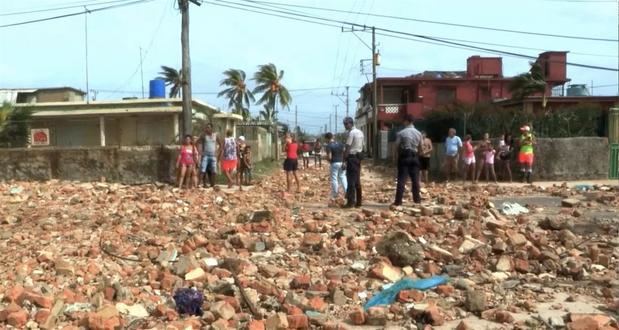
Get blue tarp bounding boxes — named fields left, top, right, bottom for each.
left=364, top=276, right=449, bottom=310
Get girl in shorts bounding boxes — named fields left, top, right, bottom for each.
left=462, top=135, right=476, bottom=184
left=176, top=135, right=199, bottom=189
left=498, top=133, right=513, bottom=182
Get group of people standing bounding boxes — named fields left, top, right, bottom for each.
left=282, top=117, right=365, bottom=208
left=393, top=115, right=536, bottom=206
left=176, top=124, right=252, bottom=190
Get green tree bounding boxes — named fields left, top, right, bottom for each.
left=0, top=102, right=32, bottom=147
left=509, top=62, right=547, bottom=106
left=252, top=63, right=292, bottom=122
left=217, top=69, right=255, bottom=121
left=259, top=104, right=277, bottom=123
left=158, top=65, right=182, bottom=98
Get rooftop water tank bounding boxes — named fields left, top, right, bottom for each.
left=149, top=79, right=166, bottom=99
left=566, top=84, right=589, bottom=97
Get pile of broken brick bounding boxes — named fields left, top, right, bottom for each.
left=0, top=169, right=617, bottom=329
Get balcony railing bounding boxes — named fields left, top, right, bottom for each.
left=377, top=103, right=425, bottom=121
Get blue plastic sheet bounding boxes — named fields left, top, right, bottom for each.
left=574, top=184, right=592, bottom=192
left=364, top=276, right=448, bottom=310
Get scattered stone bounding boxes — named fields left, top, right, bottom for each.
left=375, top=231, right=423, bottom=267
left=562, top=198, right=580, bottom=207
left=464, top=290, right=486, bottom=313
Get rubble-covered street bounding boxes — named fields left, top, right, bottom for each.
left=1, top=164, right=618, bottom=330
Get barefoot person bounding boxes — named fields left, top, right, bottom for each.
left=240, top=145, right=252, bottom=186
left=221, top=130, right=238, bottom=188
left=475, top=133, right=491, bottom=183
left=284, top=134, right=301, bottom=192
left=324, top=132, right=347, bottom=203
left=483, top=140, right=498, bottom=183
left=343, top=117, right=364, bottom=208
left=313, top=138, right=323, bottom=169
left=301, top=140, right=311, bottom=169
left=518, top=125, right=535, bottom=183
left=237, top=136, right=247, bottom=191
left=498, top=132, right=513, bottom=182
left=393, top=115, right=423, bottom=206
left=176, top=135, right=199, bottom=189
left=419, top=131, right=433, bottom=184
left=197, top=123, right=223, bottom=188
left=444, top=128, right=462, bottom=182
left=462, top=135, right=476, bottom=184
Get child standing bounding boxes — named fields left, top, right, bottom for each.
left=483, top=143, right=498, bottom=183
left=498, top=133, right=513, bottom=182
left=462, top=135, right=476, bottom=184
left=176, top=135, right=199, bottom=189
left=284, top=135, right=301, bottom=192
left=221, top=130, right=238, bottom=189
left=241, top=145, right=252, bottom=185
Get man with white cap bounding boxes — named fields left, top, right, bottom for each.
left=518, top=125, right=535, bottom=183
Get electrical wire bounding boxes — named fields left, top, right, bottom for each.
left=0, top=0, right=136, bottom=17
left=205, top=0, right=619, bottom=72
left=246, top=0, right=618, bottom=42
left=0, top=0, right=155, bottom=28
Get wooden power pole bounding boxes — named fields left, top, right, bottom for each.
left=179, top=0, right=201, bottom=136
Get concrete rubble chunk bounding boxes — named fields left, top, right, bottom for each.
left=375, top=231, right=424, bottom=267
left=562, top=198, right=581, bottom=207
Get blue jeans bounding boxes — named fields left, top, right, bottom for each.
left=200, top=155, right=217, bottom=174
left=330, top=162, right=347, bottom=199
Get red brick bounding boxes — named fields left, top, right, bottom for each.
left=495, top=310, right=515, bottom=324
left=424, top=306, right=445, bottom=326
left=290, top=275, right=311, bottom=290
left=397, top=290, right=425, bottom=303
left=568, top=318, right=599, bottom=330
left=349, top=307, right=366, bottom=325
left=7, top=309, right=28, bottom=328
left=103, top=287, right=116, bottom=301
left=514, top=258, right=530, bottom=273
left=435, top=285, right=455, bottom=296
left=35, top=309, right=51, bottom=325
left=3, top=285, right=25, bottom=304
left=282, top=304, right=304, bottom=316
left=308, top=296, right=327, bottom=312
left=287, top=314, right=309, bottom=329
left=247, top=320, right=266, bottom=330
left=25, top=292, right=53, bottom=309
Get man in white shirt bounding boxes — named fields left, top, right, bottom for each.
left=343, top=117, right=364, bottom=208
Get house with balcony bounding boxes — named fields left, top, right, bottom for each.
left=355, top=51, right=570, bottom=155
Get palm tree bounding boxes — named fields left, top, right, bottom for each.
left=252, top=63, right=292, bottom=122
left=0, top=102, right=32, bottom=147
left=158, top=65, right=182, bottom=98
left=259, top=104, right=277, bottom=123
left=509, top=62, right=547, bottom=106
left=217, top=69, right=255, bottom=121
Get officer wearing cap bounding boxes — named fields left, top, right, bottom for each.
left=342, top=117, right=364, bottom=208
left=393, top=114, right=423, bottom=206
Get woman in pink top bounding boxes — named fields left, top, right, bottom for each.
left=483, top=142, right=498, bottom=184
left=176, top=134, right=199, bottom=189
left=462, top=135, right=476, bottom=184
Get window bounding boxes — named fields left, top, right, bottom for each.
left=436, top=87, right=456, bottom=105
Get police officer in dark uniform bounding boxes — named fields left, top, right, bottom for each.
left=393, top=114, right=423, bottom=206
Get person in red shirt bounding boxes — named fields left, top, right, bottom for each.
left=284, top=134, right=301, bottom=192
left=301, top=140, right=311, bottom=169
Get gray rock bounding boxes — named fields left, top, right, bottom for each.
left=375, top=231, right=424, bottom=267
left=464, top=290, right=486, bottom=313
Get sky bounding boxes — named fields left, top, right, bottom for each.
left=1, top=0, right=618, bottom=134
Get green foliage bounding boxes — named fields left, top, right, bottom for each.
left=509, top=62, right=547, bottom=100
left=218, top=69, right=255, bottom=121
left=252, top=63, right=292, bottom=121
left=158, top=65, right=182, bottom=98
left=0, top=102, right=33, bottom=148
left=415, top=102, right=605, bottom=142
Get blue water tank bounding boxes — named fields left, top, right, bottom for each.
left=149, top=79, right=166, bottom=99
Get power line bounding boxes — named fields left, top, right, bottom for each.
left=206, top=0, right=619, bottom=72
left=0, top=0, right=155, bottom=29
left=247, top=0, right=618, bottom=42
left=0, top=0, right=136, bottom=17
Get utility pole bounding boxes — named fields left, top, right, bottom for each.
left=346, top=86, right=350, bottom=117
left=295, top=105, right=298, bottom=135
left=334, top=105, right=339, bottom=135
left=84, top=6, right=90, bottom=104
left=372, top=26, right=378, bottom=160
left=329, top=114, right=332, bottom=133
left=140, top=47, right=145, bottom=98
left=179, top=0, right=201, bottom=136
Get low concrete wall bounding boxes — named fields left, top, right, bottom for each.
left=422, top=137, right=609, bottom=181
left=0, top=146, right=178, bottom=184
left=0, top=137, right=609, bottom=184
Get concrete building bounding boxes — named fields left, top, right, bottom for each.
left=356, top=52, right=572, bottom=156
left=12, top=98, right=240, bottom=147
left=0, top=87, right=86, bottom=104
